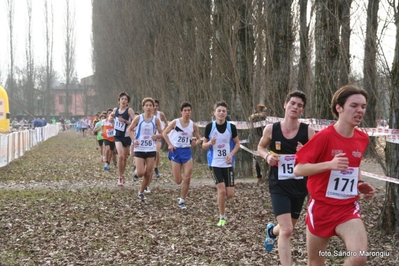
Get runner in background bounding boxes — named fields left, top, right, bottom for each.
left=162, top=101, right=202, bottom=209
left=257, top=90, right=315, bottom=265
left=153, top=99, right=169, bottom=178
left=93, top=112, right=106, bottom=163
left=249, top=104, right=267, bottom=184
left=112, top=92, right=136, bottom=187
left=131, top=112, right=140, bottom=181
left=202, top=101, right=240, bottom=227
left=127, top=97, right=163, bottom=201
left=102, top=110, right=116, bottom=171
left=80, top=116, right=88, bottom=137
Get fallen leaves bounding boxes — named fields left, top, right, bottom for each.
left=0, top=131, right=397, bottom=265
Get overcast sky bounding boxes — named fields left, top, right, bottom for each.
left=0, top=0, right=92, bottom=85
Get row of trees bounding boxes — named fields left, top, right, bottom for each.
left=2, top=0, right=77, bottom=119
left=92, top=1, right=399, bottom=235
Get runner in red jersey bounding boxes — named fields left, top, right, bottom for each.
left=294, top=85, right=375, bottom=266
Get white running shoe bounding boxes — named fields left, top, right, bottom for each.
left=138, top=192, right=147, bottom=201
left=117, top=176, right=124, bottom=187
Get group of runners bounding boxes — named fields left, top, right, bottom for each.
left=92, top=85, right=376, bottom=265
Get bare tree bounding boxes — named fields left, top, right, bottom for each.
left=6, top=0, right=16, bottom=115
left=363, top=0, right=379, bottom=129
left=339, top=0, right=353, bottom=87
left=264, top=0, right=294, bottom=117
left=44, top=0, right=55, bottom=119
left=25, top=0, right=36, bottom=117
left=314, top=0, right=340, bottom=120
left=297, top=0, right=312, bottom=95
left=379, top=0, right=399, bottom=237
left=363, top=0, right=380, bottom=160
left=64, top=0, right=76, bottom=118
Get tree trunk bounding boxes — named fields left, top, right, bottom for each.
left=363, top=0, right=379, bottom=157
left=264, top=0, right=294, bottom=117
left=314, top=0, right=340, bottom=120
left=298, top=0, right=310, bottom=95
left=339, top=0, right=352, bottom=87
left=379, top=1, right=399, bottom=236
left=6, top=0, right=16, bottom=116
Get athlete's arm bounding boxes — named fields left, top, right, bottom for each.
left=160, top=111, right=169, bottom=128
left=154, top=118, right=163, bottom=140
left=202, top=123, right=213, bottom=150
left=162, top=119, right=176, bottom=149
left=93, top=122, right=101, bottom=133
left=296, top=126, right=316, bottom=151
left=257, top=124, right=275, bottom=164
left=294, top=153, right=349, bottom=177
left=357, top=171, right=375, bottom=199
left=192, top=123, right=202, bottom=147
left=127, top=116, right=139, bottom=142
left=128, top=108, right=136, bottom=123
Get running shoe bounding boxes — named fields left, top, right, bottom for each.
left=103, top=165, right=111, bottom=171
left=154, top=168, right=160, bottom=178
left=217, top=218, right=226, bottom=227
left=117, top=176, right=124, bottom=187
left=144, top=186, right=151, bottom=193
left=178, top=199, right=187, bottom=209
left=264, top=223, right=276, bottom=252
left=132, top=173, right=139, bottom=182
left=138, top=192, right=147, bottom=201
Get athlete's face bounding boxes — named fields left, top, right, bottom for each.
left=181, top=107, right=192, bottom=119
left=119, top=96, right=129, bottom=107
left=142, top=101, right=154, bottom=114
left=214, top=106, right=227, bottom=121
left=336, top=94, right=367, bottom=126
left=153, top=103, right=159, bottom=114
left=284, top=97, right=304, bottom=118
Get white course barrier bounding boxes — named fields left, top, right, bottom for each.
left=0, top=124, right=60, bottom=168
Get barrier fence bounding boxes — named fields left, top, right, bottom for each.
left=0, top=124, right=60, bottom=168
left=197, top=117, right=399, bottom=144
left=1, top=117, right=398, bottom=184
left=199, top=117, right=398, bottom=184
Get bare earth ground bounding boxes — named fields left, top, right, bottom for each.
left=0, top=131, right=397, bottom=265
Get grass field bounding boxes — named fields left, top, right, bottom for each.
left=0, top=131, right=397, bottom=265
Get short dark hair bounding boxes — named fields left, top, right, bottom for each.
left=213, top=100, right=228, bottom=110
left=330, top=85, right=369, bottom=118
left=285, top=90, right=307, bottom=108
left=118, top=91, right=131, bottom=103
left=180, top=101, right=192, bottom=111
left=154, top=99, right=160, bottom=105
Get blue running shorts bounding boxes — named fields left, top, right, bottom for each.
left=168, top=147, right=192, bottom=164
